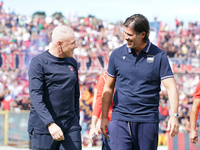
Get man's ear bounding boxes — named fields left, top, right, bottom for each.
left=57, top=40, right=62, bottom=46
left=140, top=31, right=146, bottom=39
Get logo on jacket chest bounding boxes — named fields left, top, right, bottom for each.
left=147, top=55, right=154, bottom=63
left=68, top=65, right=74, bottom=72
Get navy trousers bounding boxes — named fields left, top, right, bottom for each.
left=102, top=133, right=111, bottom=150
left=108, top=120, right=158, bottom=150
left=29, top=129, right=82, bottom=150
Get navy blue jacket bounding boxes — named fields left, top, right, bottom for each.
left=28, top=50, right=80, bottom=134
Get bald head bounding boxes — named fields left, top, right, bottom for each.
left=51, top=25, right=74, bottom=44
left=49, top=25, right=77, bottom=58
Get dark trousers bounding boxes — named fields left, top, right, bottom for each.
left=108, top=120, right=158, bottom=150
left=29, top=129, right=82, bottom=150
left=102, top=133, right=111, bottom=150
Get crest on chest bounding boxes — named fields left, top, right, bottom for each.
left=147, top=55, right=154, bottom=63
left=68, top=65, right=74, bottom=72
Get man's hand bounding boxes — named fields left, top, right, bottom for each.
left=100, top=118, right=109, bottom=138
left=89, top=127, right=99, bottom=143
left=167, top=116, right=179, bottom=138
left=48, top=123, right=64, bottom=141
left=89, top=119, right=101, bottom=143
left=189, top=130, right=198, bottom=144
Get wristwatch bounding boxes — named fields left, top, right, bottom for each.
left=170, top=113, right=179, bottom=119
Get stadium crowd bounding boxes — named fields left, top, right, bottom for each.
left=1, top=3, right=200, bottom=146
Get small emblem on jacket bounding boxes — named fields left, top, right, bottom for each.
left=68, top=65, right=74, bottom=72
left=123, top=56, right=126, bottom=60
left=147, top=55, right=154, bottom=63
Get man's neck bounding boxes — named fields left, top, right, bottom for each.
left=49, top=48, right=64, bottom=58
left=133, top=42, right=148, bottom=56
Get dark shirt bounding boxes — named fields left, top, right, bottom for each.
left=107, top=40, right=174, bottom=123
left=28, top=50, right=80, bottom=134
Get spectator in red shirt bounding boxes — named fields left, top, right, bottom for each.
left=89, top=71, right=113, bottom=150
left=189, top=80, right=200, bottom=144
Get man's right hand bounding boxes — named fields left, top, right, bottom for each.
left=48, top=123, right=65, bottom=141
left=100, top=118, right=109, bottom=138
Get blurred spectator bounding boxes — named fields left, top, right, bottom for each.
left=0, top=1, right=3, bottom=13
left=175, top=18, right=179, bottom=32
left=17, top=96, right=30, bottom=110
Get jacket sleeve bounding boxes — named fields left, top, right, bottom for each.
left=28, top=57, right=54, bottom=127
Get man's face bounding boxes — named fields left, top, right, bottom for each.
left=60, top=33, right=77, bottom=58
left=123, top=26, right=142, bottom=49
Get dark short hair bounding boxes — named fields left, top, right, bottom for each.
left=123, top=14, right=150, bottom=43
